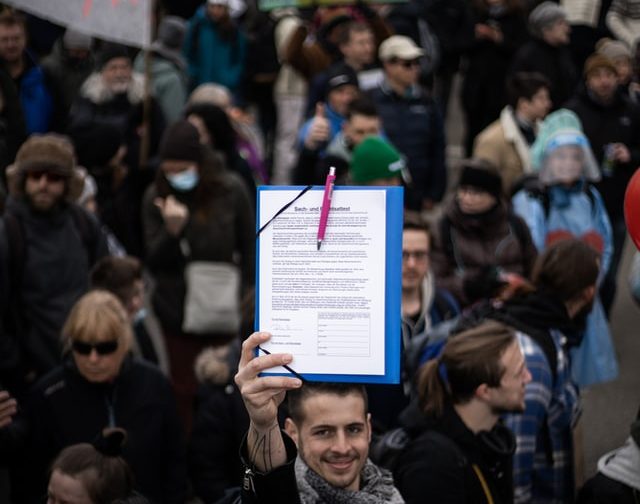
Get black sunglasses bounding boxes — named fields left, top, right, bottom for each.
left=392, top=58, right=420, bottom=69
left=26, top=170, right=66, bottom=183
left=72, top=339, right=119, bottom=356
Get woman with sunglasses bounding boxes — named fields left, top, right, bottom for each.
left=3, top=290, right=187, bottom=504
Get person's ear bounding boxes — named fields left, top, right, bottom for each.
left=475, top=383, right=492, bottom=402
left=284, top=418, right=299, bottom=446
left=581, top=284, right=596, bottom=307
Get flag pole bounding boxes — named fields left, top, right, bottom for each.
left=139, top=0, right=156, bottom=169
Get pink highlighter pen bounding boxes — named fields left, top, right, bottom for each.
left=317, top=166, right=336, bottom=251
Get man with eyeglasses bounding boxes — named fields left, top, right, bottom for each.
left=366, top=212, right=459, bottom=431
left=0, top=134, right=108, bottom=397
left=370, top=35, right=446, bottom=212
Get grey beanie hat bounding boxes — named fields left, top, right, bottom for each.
left=597, top=38, right=632, bottom=61
left=63, top=29, right=93, bottom=50
left=529, top=1, right=567, bottom=39
left=150, top=16, right=187, bottom=70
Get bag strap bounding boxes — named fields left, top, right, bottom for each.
left=471, top=464, right=495, bottom=504
left=68, top=204, right=99, bottom=266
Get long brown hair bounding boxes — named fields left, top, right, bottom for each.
left=417, top=320, right=516, bottom=417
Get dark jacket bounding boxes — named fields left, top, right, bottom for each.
left=565, top=86, right=640, bottom=221
left=189, top=382, right=249, bottom=503
left=431, top=199, right=537, bottom=307
left=69, top=72, right=166, bottom=170
left=0, top=63, right=26, bottom=174
left=369, top=80, right=446, bottom=208
left=0, top=198, right=109, bottom=387
left=394, top=401, right=515, bottom=504
left=41, top=39, right=95, bottom=115
left=462, top=5, right=527, bottom=149
left=240, top=431, right=301, bottom=504
left=577, top=473, right=640, bottom=504
left=142, top=164, right=255, bottom=333
left=9, top=356, right=187, bottom=504
left=510, top=39, right=578, bottom=110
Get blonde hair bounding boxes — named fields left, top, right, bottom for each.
left=62, top=290, right=133, bottom=353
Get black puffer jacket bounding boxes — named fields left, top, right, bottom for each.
left=510, top=38, right=578, bottom=111
left=394, top=401, right=515, bottom=504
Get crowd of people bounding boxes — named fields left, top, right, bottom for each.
left=0, top=0, right=639, bottom=502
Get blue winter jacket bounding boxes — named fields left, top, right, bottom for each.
left=18, top=54, right=53, bottom=134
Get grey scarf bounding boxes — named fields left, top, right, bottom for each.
left=295, top=456, right=405, bottom=504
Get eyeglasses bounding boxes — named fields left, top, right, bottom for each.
left=72, top=339, right=119, bottom=356
left=402, top=251, right=429, bottom=262
left=26, top=170, right=66, bottom=183
left=392, top=59, right=420, bottom=69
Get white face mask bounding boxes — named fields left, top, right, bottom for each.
left=166, top=166, right=199, bottom=191
left=133, top=308, right=147, bottom=324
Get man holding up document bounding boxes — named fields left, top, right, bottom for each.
left=235, top=332, right=405, bottom=504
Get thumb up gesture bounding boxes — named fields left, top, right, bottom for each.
left=304, top=102, right=330, bottom=150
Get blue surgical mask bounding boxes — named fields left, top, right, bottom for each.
left=167, top=167, right=199, bottom=191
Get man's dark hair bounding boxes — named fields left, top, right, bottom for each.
left=532, top=238, right=599, bottom=302
left=506, top=72, right=551, bottom=109
left=287, top=382, right=368, bottom=425
left=90, top=256, right=142, bottom=306
left=403, top=210, right=430, bottom=236
left=0, top=11, right=26, bottom=31
left=337, top=21, right=371, bottom=47
left=345, top=97, right=378, bottom=121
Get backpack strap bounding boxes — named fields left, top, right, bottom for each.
left=506, top=212, right=530, bottom=250
left=68, top=204, right=99, bottom=266
left=439, top=216, right=465, bottom=274
left=3, top=212, right=26, bottom=298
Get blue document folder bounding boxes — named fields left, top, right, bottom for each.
left=255, top=185, right=403, bottom=384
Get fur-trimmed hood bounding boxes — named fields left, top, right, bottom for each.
left=80, top=72, right=146, bottom=106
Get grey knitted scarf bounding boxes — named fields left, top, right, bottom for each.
left=294, top=456, right=405, bottom=504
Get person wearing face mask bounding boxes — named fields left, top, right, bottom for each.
left=430, top=159, right=537, bottom=309
left=511, top=108, right=617, bottom=387
left=0, top=290, right=187, bottom=504
left=142, top=120, right=255, bottom=432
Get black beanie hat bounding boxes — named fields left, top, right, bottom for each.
left=458, top=160, right=502, bottom=199
left=96, top=42, right=131, bottom=70
left=159, top=120, right=202, bottom=163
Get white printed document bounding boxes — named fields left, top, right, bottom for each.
left=256, top=186, right=403, bottom=383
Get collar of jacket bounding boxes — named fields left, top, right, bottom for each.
left=379, top=77, right=422, bottom=100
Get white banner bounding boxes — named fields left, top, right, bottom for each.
left=5, top=0, right=151, bottom=48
